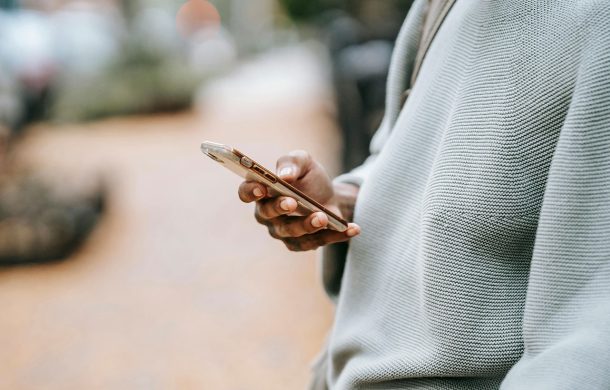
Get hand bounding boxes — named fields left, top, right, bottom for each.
left=238, top=150, right=360, bottom=251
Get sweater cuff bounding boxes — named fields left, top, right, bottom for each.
left=333, top=162, right=370, bottom=188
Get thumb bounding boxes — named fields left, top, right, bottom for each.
left=319, top=223, right=362, bottom=243
left=276, top=150, right=312, bottom=182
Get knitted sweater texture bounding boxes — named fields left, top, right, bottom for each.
left=317, top=1, right=610, bottom=388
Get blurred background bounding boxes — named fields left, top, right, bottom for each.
left=0, top=0, right=412, bottom=388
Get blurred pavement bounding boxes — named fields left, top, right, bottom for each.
left=0, top=46, right=339, bottom=389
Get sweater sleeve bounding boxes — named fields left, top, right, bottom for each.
left=501, top=11, right=610, bottom=389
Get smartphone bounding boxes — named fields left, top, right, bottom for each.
left=201, top=141, right=348, bottom=232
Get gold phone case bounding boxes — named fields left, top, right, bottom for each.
left=201, top=141, right=348, bottom=232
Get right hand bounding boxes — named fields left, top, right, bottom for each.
left=237, top=150, right=360, bottom=252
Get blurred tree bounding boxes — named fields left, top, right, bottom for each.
left=279, top=0, right=343, bottom=21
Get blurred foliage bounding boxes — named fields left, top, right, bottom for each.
left=51, top=46, right=200, bottom=122
left=49, top=0, right=213, bottom=122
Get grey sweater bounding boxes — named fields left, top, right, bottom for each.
left=315, top=0, right=610, bottom=388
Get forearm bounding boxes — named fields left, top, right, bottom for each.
left=332, top=182, right=359, bottom=222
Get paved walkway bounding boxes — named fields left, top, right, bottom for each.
left=0, top=47, right=340, bottom=389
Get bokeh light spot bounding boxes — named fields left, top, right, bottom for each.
left=176, top=0, right=221, bottom=38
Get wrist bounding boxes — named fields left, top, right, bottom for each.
left=332, top=182, right=359, bottom=222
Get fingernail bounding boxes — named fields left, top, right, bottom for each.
left=253, top=187, right=263, bottom=198
left=278, top=166, right=295, bottom=178
left=346, top=226, right=360, bottom=237
left=280, top=198, right=295, bottom=211
left=311, top=216, right=322, bottom=228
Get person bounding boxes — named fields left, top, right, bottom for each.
left=238, top=0, right=610, bottom=388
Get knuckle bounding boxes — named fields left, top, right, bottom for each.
left=267, top=224, right=281, bottom=239
left=283, top=239, right=299, bottom=252
left=284, top=222, right=302, bottom=237
left=238, top=187, right=250, bottom=202
left=288, top=237, right=307, bottom=251
left=255, top=203, right=271, bottom=221
left=256, top=202, right=270, bottom=219
left=255, top=203, right=263, bottom=217
left=279, top=219, right=307, bottom=238
left=290, top=150, right=312, bottom=167
left=238, top=192, right=247, bottom=202
left=254, top=210, right=266, bottom=224
left=276, top=154, right=295, bottom=167
left=299, top=242, right=315, bottom=252
left=274, top=223, right=288, bottom=238
left=288, top=149, right=310, bottom=160
left=301, top=238, right=317, bottom=251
